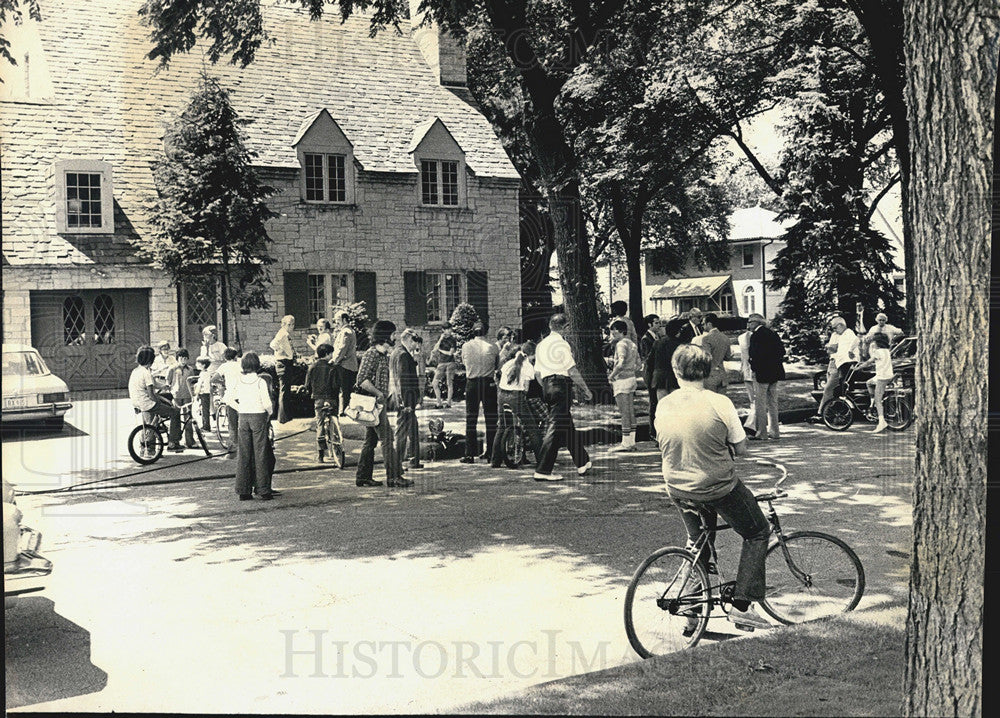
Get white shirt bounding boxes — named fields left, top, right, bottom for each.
left=270, top=328, right=295, bottom=360
left=737, top=331, right=754, bottom=381
left=534, top=331, right=575, bottom=380
left=232, top=374, right=273, bottom=415
left=832, top=329, right=860, bottom=368
left=128, top=365, right=157, bottom=412
left=198, top=341, right=227, bottom=374
left=151, top=353, right=175, bottom=379
left=871, top=347, right=894, bottom=381
left=866, top=323, right=903, bottom=344
left=216, top=361, right=243, bottom=408
left=498, top=356, right=534, bottom=392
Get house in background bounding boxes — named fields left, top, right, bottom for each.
left=644, top=207, right=790, bottom=320
left=1, top=0, right=521, bottom=391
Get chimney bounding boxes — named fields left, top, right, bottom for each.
left=409, top=0, right=467, bottom=88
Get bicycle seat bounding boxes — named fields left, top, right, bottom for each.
left=754, top=489, right=787, bottom=502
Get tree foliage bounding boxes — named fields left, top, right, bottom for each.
left=138, top=73, right=277, bottom=341
left=0, top=0, right=41, bottom=71
left=447, top=302, right=480, bottom=344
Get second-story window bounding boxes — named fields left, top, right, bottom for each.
left=304, top=153, right=347, bottom=203
left=742, top=245, right=755, bottom=267
left=420, top=160, right=459, bottom=206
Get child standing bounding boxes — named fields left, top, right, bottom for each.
left=193, top=356, right=213, bottom=430
left=166, top=348, right=197, bottom=448
left=213, top=348, right=242, bottom=457
left=608, top=320, right=641, bottom=451
left=866, top=332, right=894, bottom=433
left=233, top=352, right=277, bottom=500
left=305, top=343, right=337, bottom=462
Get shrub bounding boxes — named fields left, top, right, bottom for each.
left=448, top=302, right=480, bottom=344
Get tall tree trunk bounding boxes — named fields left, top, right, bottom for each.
left=901, top=2, right=994, bottom=715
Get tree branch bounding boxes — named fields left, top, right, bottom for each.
left=726, top=128, right=784, bottom=197
left=864, top=173, right=900, bottom=223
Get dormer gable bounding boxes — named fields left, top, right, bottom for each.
left=408, top=117, right=465, bottom=160
left=409, top=118, right=468, bottom=208
left=293, top=109, right=357, bottom=204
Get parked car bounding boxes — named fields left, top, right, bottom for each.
left=812, top=335, right=917, bottom=398
left=4, top=478, right=53, bottom=606
left=1, top=344, right=73, bottom=431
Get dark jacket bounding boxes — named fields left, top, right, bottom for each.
left=390, top=345, right=421, bottom=408
left=648, top=336, right=681, bottom=392
left=639, top=330, right=658, bottom=361
left=748, top=326, right=786, bottom=384
left=305, top=360, right=336, bottom=401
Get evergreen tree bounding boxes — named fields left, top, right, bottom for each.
left=138, top=72, right=277, bottom=347
left=448, top=302, right=480, bottom=345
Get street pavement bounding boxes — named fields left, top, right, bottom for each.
left=4, top=397, right=915, bottom=713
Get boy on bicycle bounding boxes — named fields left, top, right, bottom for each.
left=305, top=343, right=337, bottom=462
left=129, top=345, right=183, bottom=452
left=166, top=348, right=197, bottom=448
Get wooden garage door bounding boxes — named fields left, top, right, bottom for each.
left=30, top=289, right=150, bottom=391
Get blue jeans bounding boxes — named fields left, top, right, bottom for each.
left=672, top=480, right=770, bottom=602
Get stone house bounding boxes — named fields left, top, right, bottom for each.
left=1, top=0, right=521, bottom=391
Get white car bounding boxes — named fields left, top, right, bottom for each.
left=1, top=344, right=73, bottom=430
left=4, top=478, right=53, bottom=605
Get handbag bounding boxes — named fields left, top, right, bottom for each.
left=345, top=392, right=381, bottom=427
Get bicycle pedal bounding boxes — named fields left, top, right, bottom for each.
left=733, top=623, right=756, bottom=633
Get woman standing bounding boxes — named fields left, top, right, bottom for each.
left=233, top=352, right=278, bottom=501
left=269, top=315, right=297, bottom=423
left=491, top=341, right=543, bottom=468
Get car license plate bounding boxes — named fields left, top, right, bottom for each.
left=3, top=396, right=29, bottom=409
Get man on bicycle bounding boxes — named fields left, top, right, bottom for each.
left=129, top=345, right=183, bottom=452
left=655, top=343, right=771, bottom=630
left=305, top=343, right=338, bottom=463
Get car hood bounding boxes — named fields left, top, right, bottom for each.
left=3, top=374, right=69, bottom=396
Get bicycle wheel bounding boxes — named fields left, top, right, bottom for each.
left=501, top=425, right=525, bottom=468
left=760, top=531, right=865, bottom=625
left=624, top=547, right=710, bottom=657
left=215, top=406, right=232, bottom=450
left=128, top=425, right=165, bottom=465
left=821, top=398, right=854, bottom=431
left=192, top=420, right=212, bottom=456
left=326, top=416, right=345, bottom=469
left=883, top=394, right=913, bottom=431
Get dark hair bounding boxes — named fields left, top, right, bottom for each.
left=175, top=348, right=190, bottom=359
left=505, top=340, right=537, bottom=386
left=703, top=313, right=718, bottom=327
left=473, top=321, right=487, bottom=337
left=672, top=344, right=713, bottom=381
left=610, top=300, right=627, bottom=316
left=223, top=347, right=238, bottom=361
left=871, top=332, right=890, bottom=349
left=644, top=313, right=659, bottom=325
left=610, top=320, right=628, bottom=335
left=372, top=320, right=396, bottom=345
left=664, top=318, right=686, bottom=339
left=135, top=345, right=155, bottom=367
left=496, top=326, right=513, bottom=342
left=241, top=352, right=261, bottom=374
left=195, top=356, right=211, bottom=367
left=316, top=343, right=334, bottom=358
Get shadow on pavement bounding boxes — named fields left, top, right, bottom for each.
left=4, top=596, right=108, bottom=708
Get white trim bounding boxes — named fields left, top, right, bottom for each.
left=53, top=160, right=114, bottom=234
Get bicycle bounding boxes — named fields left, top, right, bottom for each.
left=316, top=400, right=346, bottom=469
left=498, top=396, right=550, bottom=469
left=821, top=368, right=913, bottom=432
left=128, top=398, right=212, bottom=465
left=624, top=460, right=865, bottom=657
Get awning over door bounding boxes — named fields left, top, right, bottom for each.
left=650, top=275, right=732, bottom=300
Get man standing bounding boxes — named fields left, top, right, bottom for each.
left=198, top=325, right=227, bottom=375
left=533, top=314, right=593, bottom=481
left=269, top=315, right=297, bottom=423
left=640, top=314, right=664, bottom=441
left=460, top=322, right=500, bottom=463
left=747, top=313, right=786, bottom=441
left=329, top=310, right=359, bottom=417
left=639, top=314, right=661, bottom=361
left=391, top=329, right=424, bottom=471
left=355, top=321, right=411, bottom=488
left=676, top=307, right=704, bottom=344
left=816, top=316, right=859, bottom=417
left=700, top=313, right=731, bottom=394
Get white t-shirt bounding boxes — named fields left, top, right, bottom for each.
left=871, top=347, right=894, bottom=381
left=128, top=365, right=157, bottom=412
left=216, top=361, right=243, bottom=408
left=534, top=331, right=575, bottom=380
left=832, top=329, right=860, bottom=368
left=498, top=356, right=534, bottom=392
left=232, top=374, right=273, bottom=415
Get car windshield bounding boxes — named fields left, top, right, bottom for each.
left=2, top=351, right=50, bottom=377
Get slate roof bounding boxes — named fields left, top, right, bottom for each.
left=1, top=0, right=518, bottom=266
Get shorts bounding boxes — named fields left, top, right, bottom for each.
left=611, top=377, right=637, bottom=396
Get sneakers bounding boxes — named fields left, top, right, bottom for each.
left=682, top=615, right=701, bottom=637
left=577, top=461, right=592, bottom=476
left=533, top=472, right=564, bottom=482
left=727, top=605, right=771, bottom=631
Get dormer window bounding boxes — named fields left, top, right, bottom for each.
left=420, top=159, right=459, bottom=206
left=54, top=160, right=114, bottom=234
left=410, top=118, right=467, bottom=208
left=304, top=153, right=347, bottom=203
left=293, top=109, right=357, bottom=205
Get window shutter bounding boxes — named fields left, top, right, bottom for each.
left=354, top=271, right=377, bottom=323
left=467, top=270, right=489, bottom=328
left=282, top=271, right=310, bottom=328
left=404, top=271, right=428, bottom=326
